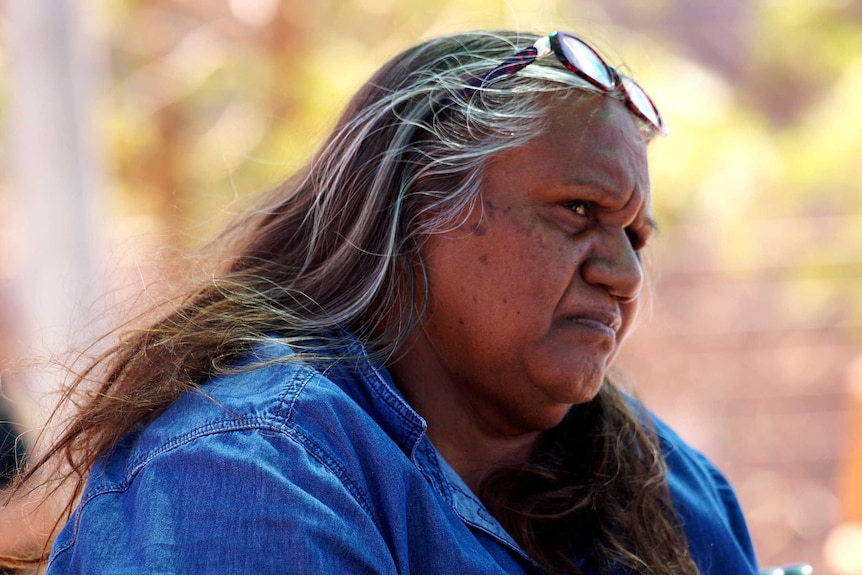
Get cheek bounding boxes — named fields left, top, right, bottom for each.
left=424, top=203, right=592, bottom=318
left=445, top=234, right=579, bottom=323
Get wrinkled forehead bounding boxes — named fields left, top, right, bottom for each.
left=536, top=94, right=651, bottom=197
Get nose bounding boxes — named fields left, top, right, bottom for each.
left=580, top=228, right=643, bottom=303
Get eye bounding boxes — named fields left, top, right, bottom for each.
left=565, top=200, right=592, bottom=218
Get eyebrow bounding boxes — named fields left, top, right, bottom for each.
left=561, top=178, right=658, bottom=233
left=562, top=176, right=643, bottom=206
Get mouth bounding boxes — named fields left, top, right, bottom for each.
left=564, top=311, right=622, bottom=338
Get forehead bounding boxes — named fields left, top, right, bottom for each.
left=488, top=94, right=651, bottom=210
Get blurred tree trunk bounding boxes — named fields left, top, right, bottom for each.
left=3, top=0, right=107, bottom=434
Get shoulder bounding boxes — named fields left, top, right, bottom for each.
left=48, top=421, right=398, bottom=573
left=102, top=337, right=423, bottom=488
left=648, top=412, right=742, bottom=519
left=116, top=342, right=332, bottom=478
left=647, top=410, right=760, bottom=574
left=48, top=339, right=422, bottom=573
left=74, top=339, right=386, bottom=509
left=649, top=413, right=729, bottom=494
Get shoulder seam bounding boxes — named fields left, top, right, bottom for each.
left=51, top=421, right=385, bottom=563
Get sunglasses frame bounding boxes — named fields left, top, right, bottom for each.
left=464, top=31, right=666, bottom=136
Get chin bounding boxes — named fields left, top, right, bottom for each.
left=559, top=377, right=604, bottom=407
left=536, top=359, right=607, bottom=403
left=513, top=376, right=605, bottom=433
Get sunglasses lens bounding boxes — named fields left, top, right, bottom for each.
left=558, top=35, right=614, bottom=90
left=621, top=75, right=662, bottom=130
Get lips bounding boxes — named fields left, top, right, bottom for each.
left=563, top=310, right=622, bottom=337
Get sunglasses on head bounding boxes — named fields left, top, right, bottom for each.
left=461, top=31, right=666, bottom=136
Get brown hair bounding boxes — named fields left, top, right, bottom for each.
left=480, top=382, right=696, bottom=574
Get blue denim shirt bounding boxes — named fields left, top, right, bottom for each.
left=47, top=338, right=759, bottom=574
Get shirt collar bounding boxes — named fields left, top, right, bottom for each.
left=329, top=332, right=538, bottom=566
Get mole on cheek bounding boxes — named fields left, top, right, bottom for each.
left=479, top=254, right=488, bottom=264
left=471, top=222, right=487, bottom=236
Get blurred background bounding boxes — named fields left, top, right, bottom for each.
left=0, top=0, right=860, bottom=572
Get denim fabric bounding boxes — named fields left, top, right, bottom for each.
left=47, top=338, right=759, bottom=574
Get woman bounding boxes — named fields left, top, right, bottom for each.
left=5, top=30, right=759, bottom=574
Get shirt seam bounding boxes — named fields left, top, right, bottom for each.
left=51, top=419, right=385, bottom=565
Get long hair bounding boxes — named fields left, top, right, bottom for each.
left=6, top=31, right=696, bottom=574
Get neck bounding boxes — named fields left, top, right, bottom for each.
left=428, top=423, right=538, bottom=492
left=389, top=344, right=540, bottom=492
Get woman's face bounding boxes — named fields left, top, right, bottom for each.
left=401, top=94, right=653, bottom=437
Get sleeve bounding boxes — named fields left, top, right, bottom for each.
left=47, top=428, right=399, bottom=575
left=652, top=415, right=760, bottom=575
